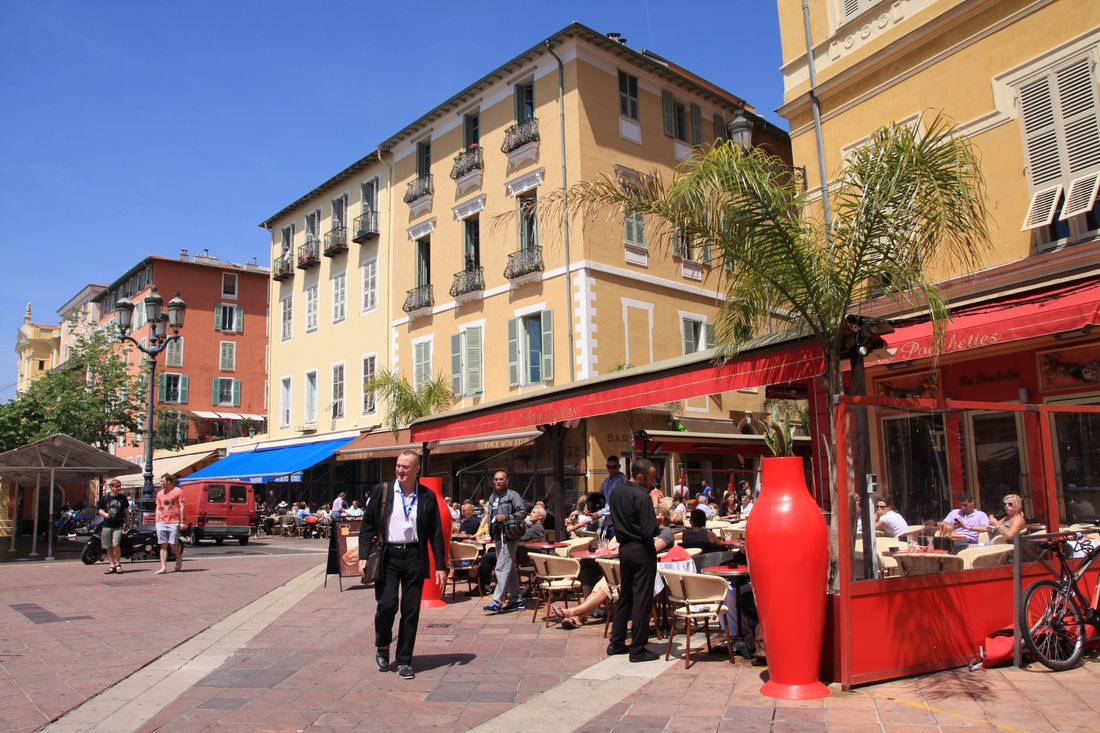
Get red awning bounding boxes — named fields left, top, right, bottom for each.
left=411, top=339, right=823, bottom=443
left=871, top=278, right=1100, bottom=366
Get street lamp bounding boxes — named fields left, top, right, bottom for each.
left=115, top=286, right=186, bottom=522
left=729, top=105, right=754, bottom=150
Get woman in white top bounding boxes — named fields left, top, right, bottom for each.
left=739, top=493, right=754, bottom=518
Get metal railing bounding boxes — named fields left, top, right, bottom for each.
left=450, top=147, right=483, bottom=180
left=296, top=239, right=320, bottom=269
left=402, top=283, right=435, bottom=313
left=323, top=226, right=347, bottom=256
left=273, top=254, right=294, bottom=280
left=403, top=174, right=434, bottom=204
left=501, top=117, right=539, bottom=154
left=449, top=266, right=485, bottom=298
left=504, top=246, right=544, bottom=280
left=352, top=210, right=379, bottom=242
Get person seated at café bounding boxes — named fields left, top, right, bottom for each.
left=565, top=498, right=593, bottom=535
left=520, top=507, right=547, bottom=542
left=719, top=492, right=740, bottom=519
left=670, top=493, right=687, bottom=514
left=679, top=508, right=724, bottom=553
left=696, top=495, right=718, bottom=517
left=458, top=502, right=481, bottom=535
left=986, top=493, right=1027, bottom=541
left=739, top=492, right=754, bottom=518
left=874, top=499, right=908, bottom=538
left=344, top=500, right=364, bottom=518
left=943, top=493, right=989, bottom=545
left=534, top=500, right=557, bottom=534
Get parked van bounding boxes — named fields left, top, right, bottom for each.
left=180, top=480, right=255, bottom=545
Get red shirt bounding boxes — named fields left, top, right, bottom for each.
left=155, top=487, right=184, bottom=524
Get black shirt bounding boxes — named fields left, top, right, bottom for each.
left=97, top=493, right=129, bottom=528
left=609, top=480, right=658, bottom=546
left=459, top=515, right=481, bottom=534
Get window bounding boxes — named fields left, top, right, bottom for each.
left=280, top=225, right=295, bottom=254
left=331, top=195, right=347, bottom=230
left=508, top=310, right=553, bottom=386
left=515, top=80, right=535, bottom=122
left=713, top=113, right=727, bottom=142
left=416, top=237, right=431, bottom=286
left=518, top=192, right=538, bottom=250
left=361, top=259, right=377, bottom=312
left=280, top=378, right=292, bottom=427
left=304, top=371, right=317, bottom=424
left=413, top=340, right=432, bottom=390
left=213, top=377, right=241, bottom=406
left=221, top=272, right=238, bottom=298
left=416, top=140, right=431, bottom=178
left=464, top=112, right=480, bottom=148
left=157, top=373, right=189, bottom=404
left=619, top=71, right=639, bottom=120
left=362, top=355, right=376, bottom=414
left=624, top=208, right=645, bottom=248
left=219, top=341, right=236, bottom=371
left=841, top=0, right=880, bottom=23
left=464, top=218, right=481, bottom=269
left=361, top=180, right=377, bottom=213
left=165, top=337, right=183, bottom=367
left=280, top=295, right=292, bottom=341
left=662, top=91, right=702, bottom=144
left=451, top=326, right=483, bottom=397
left=672, top=227, right=710, bottom=263
left=331, top=363, right=345, bottom=419
left=305, top=286, right=318, bottom=332
left=306, top=209, right=321, bottom=242
left=332, top=272, right=346, bottom=323
left=681, top=318, right=715, bottom=354
left=215, top=303, right=243, bottom=332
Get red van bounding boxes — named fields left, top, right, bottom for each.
left=180, top=480, right=255, bottom=545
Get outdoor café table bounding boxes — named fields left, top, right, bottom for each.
left=521, top=541, right=570, bottom=552
left=701, top=565, right=751, bottom=638
left=891, top=550, right=961, bottom=576
left=571, top=550, right=619, bottom=559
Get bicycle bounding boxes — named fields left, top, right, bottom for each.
left=1018, top=530, right=1100, bottom=671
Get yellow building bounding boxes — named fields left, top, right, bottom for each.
left=14, top=303, right=59, bottom=395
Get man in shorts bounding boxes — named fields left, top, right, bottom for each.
left=155, top=473, right=185, bottom=575
left=96, top=480, right=130, bottom=574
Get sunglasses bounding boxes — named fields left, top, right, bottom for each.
left=876, top=505, right=887, bottom=509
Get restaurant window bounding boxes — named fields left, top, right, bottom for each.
left=966, top=411, right=1029, bottom=517
left=1049, top=394, right=1100, bottom=526
left=508, top=311, right=553, bottom=386
left=881, top=412, right=951, bottom=524
left=451, top=326, right=483, bottom=397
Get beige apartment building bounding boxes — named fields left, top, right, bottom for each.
left=14, top=303, right=59, bottom=395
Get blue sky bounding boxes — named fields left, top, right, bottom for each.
left=0, top=1, right=786, bottom=400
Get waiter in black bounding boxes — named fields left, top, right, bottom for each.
left=358, top=449, right=445, bottom=680
left=607, top=457, right=660, bottom=662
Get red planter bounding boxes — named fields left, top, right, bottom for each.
left=746, top=456, right=830, bottom=700
left=419, top=476, right=451, bottom=609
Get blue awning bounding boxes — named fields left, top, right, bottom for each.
left=180, top=437, right=355, bottom=484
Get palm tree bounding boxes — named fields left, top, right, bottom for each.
left=364, top=368, right=455, bottom=434
left=549, top=114, right=990, bottom=586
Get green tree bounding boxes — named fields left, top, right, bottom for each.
left=549, top=115, right=990, bottom=586
left=363, top=367, right=455, bottom=434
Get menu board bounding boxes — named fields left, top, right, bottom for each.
left=326, top=520, right=364, bottom=584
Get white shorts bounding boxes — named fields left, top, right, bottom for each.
left=156, top=522, right=180, bottom=545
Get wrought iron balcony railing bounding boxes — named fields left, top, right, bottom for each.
left=352, top=210, right=379, bottom=242
left=403, top=174, right=434, bottom=205
left=402, top=283, right=435, bottom=314
left=296, top=238, right=320, bottom=269
left=273, top=254, right=294, bottom=281
left=501, top=117, right=540, bottom=154
left=323, top=226, right=348, bottom=256
left=503, top=246, right=544, bottom=280
left=449, top=147, right=483, bottom=180
left=449, top=266, right=485, bottom=298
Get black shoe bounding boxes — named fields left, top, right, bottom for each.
left=397, top=664, right=415, bottom=680
left=376, top=649, right=390, bottom=672
left=606, top=643, right=630, bottom=656
left=629, top=648, right=660, bottom=663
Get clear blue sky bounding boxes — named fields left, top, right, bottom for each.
left=0, top=1, right=786, bottom=401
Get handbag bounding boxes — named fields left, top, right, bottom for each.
left=503, top=518, right=526, bottom=540
left=362, top=486, right=391, bottom=583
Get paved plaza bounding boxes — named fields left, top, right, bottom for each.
left=1, top=539, right=1097, bottom=732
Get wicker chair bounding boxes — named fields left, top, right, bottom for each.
left=528, top=553, right=582, bottom=627
left=448, top=541, right=482, bottom=599
left=659, top=569, right=734, bottom=668
left=594, top=558, right=663, bottom=641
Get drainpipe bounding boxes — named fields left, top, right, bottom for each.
left=544, top=40, right=576, bottom=383
left=801, top=0, right=833, bottom=244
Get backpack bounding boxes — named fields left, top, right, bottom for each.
left=978, top=626, right=1015, bottom=669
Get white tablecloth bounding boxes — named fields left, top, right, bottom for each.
left=655, top=558, right=697, bottom=594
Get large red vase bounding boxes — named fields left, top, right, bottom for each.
left=745, top=456, right=830, bottom=700
left=419, top=476, right=451, bottom=609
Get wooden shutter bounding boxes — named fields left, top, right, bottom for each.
left=682, top=319, right=697, bottom=354
left=1021, top=184, right=1063, bottom=231
left=1058, top=57, right=1100, bottom=176
left=704, top=323, right=716, bottom=350
left=662, top=90, right=676, bottom=137
left=235, top=305, right=244, bottom=332
left=179, top=375, right=189, bottom=404
left=214, top=304, right=223, bottom=330
left=690, top=103, right=702, bottom=145
left=232, top=379, right=241, bottom=407
left=671, top=227, right=687, bottom=258
left=507, top=318, right=519, bottom=386
left=1061, top=172, right=1100, bottom=220
left=451, top=333, right=462, bottom=394
left=1019, top=75, right=1062, bottom=187
left=212, top=378, right=219, bottom=405
left=466, top=326, right=483, bottom=395
left=156, top=373, right=166, bottom=402
left=540, top=310, right=554, bottom=382
left=713, top=113, right=726, bottom=142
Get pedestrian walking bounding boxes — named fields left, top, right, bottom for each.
left=483, top=470, right=527, bottom=614
left=96, top=479, right=130, bottom=574
left=154, top=474, right=185, bottom=575
left=607, top=458, right=660, bottom=662
left=357, top=450, right=445, bottom=680
left=599, top=455, right=626, bottom=539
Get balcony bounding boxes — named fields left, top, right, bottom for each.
left=323, top=226, right=348, bottom=256
left=296, top=238, right=320, bottom=269
left=404, top=174, right=434, bottom=216
left=450, top=147, right=483, bottom=194
left=402, top=283, right=435, bottom=317
left=449, top=266, right=484, bottom=302
left=504, top=245, right=543, bottom=283
left=501, top=117, right=540, bottom=165
left=272, top=254, right=294, bottom=281
left=352, top=209, right=379, bottom=242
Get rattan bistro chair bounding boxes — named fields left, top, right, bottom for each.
left=659, top=569, right=734, bottom=669
left=528, top=553, right=582, bottom=627
left=448, top=541, right=483, bottom=599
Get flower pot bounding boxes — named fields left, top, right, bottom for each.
left=746, top=456, right=830, bottom=700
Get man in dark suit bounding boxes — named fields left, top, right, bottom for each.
left=358, top=450, right=445, bottom=680
left=607, top=458, right=660, bottom=663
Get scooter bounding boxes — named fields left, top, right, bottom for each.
left=80, top=517, right=182, bottom=565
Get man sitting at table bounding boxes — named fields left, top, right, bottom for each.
left=345, top=500, right=364, bottom=518
left=458, top=502, right=481, bottom=535
left=696, top=496, right=718, bottom=517
left=679, top=508, right=724, bottom=553
left=943, top=493, right=989, bottom=545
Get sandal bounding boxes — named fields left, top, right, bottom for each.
left=560, top=617, right=580, bottom=630
left=104, top=566, right=116, bottom=574
left=115, top=566, right=124, bottom=574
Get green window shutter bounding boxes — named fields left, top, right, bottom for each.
left=236, top=305, right=244, bottom=332
left=232, top=379, right=241, bottom=407
left=214, top=304, right=223, bottom=330
left=212, top=378, right=219, bottom=405
left=156, top=373, right=166, bottom=402
left=662, top=90, right=675, bottom=137
left=636, top=212, right=645, bottom=247
left=466, top=326, right=483, bottom=395
left=682, top=319, right=696, bottom=354
left=701, top=241, right=712, bottom=264
left=624, top=210, right=635, bottom=245
left=179, top=375, right=189, bottom=404
left=690, top=103, right=702, bottom=145
left=672, top=228, right=687, bottom=258
left=507, top=318, right=519, bottom=387
left=540, top=310, right=554, bottom=382
left=713, top=113, right=726, bottom=142
left=451, top=333, right=462, bottom=394
left=704, top=323, right=716, bottom=350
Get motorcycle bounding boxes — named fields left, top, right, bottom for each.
left=54, top=508, right=91, bottom=537
left=80, top=517, right=183, bottom=565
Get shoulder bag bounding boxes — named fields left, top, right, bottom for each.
left=363, top=486, right=390, bottom=583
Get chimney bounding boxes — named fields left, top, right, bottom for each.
left=179, top=248, right=189, bottom=261
left=607, top=32, right=627, bottom=45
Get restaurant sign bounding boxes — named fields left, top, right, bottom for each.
left=888, top=330, right=1002, bottom=362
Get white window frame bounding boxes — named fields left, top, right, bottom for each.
left=213, top=376, right=238, bottom=407
left=361, top=258, right=378, bottom=313
left=679, top=312, right=715, bottom=355
left=331, top=271, right=346, bottom=323
left=305, top=285, right=318, bottom=333
left=280, top=376, right=292, bottom=427
left=304, top=370, right=318, bottom=425
left=280, top=295, right=292, bottom=342
left=412, top=336, right=433, bottom=391
left=508, top=303, right=553, bottom=388
left=361, top=353, right=377, bottom=415
left=161, top=373, right=185, bottom=404
left=221, top=272, right=238, bottom=300
left=331, top=361, right=346, bottom=420
left=219, top=341, right=236, bottom=372
left=279, top=224, right=295, bottom=255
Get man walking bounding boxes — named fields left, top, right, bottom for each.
left=484, top=470, right=527, bottom=614
left=600, top=455, right=626, bottom=539
left=96, top=479, right=130, bottom=574
left=358, top=450, right=445, bottom=680
left=155, top=474, right=185, bottom=575
left=607, top=458, right=660, bottom=663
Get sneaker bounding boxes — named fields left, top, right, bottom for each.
left=484, top=600, right=504, bottom=614
left=629, top=648, right=660, bottom=663
left=503, top=599, right=525, bottom=613
left=397, top=664, right=415, bottom=680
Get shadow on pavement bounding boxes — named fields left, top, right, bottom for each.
left=414, top=653, right=477, bottom=672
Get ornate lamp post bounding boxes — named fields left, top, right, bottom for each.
left=115, top=287, right=186, bottom=521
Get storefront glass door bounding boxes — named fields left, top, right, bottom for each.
left=1049, top=397, right=1100, bottom=525
left=881, top=413, right=950, bottom=524
left=966, top=411, right=1027, bottom=517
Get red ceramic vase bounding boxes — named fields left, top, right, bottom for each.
left=745, top=456, right=830, bottom=700
left=419, top=476, right=450, bottom=608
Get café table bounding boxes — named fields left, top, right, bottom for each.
left=890, top=550, right=963, bottom=576
left=701, top=564, right=751, bottom=639
left=521, top=541, right=570, bottom=552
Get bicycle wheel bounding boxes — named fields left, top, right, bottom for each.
left=1019, top=579, right=1086, bottom=671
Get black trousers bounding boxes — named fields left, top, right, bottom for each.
left=374, top=544, right=424, bottom=665
left=610, top=541, right=657, bottom=651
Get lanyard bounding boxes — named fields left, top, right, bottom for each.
left=399, top=485, right=417, bottom=522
